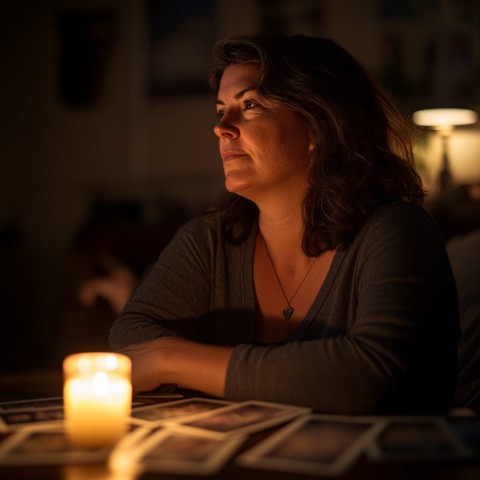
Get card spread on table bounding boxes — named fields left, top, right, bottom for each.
left=3, top=393, right=479, bottom=475
left=366, top=417, right=471, bottom=461
left=237, top=414, right=382, bottom=476
left=0, top=397, right=63, bottom=413
left=0, top=409, right=64, bottom=431
left=132, top=397, right=232, bottom=423
left=171, top=400, right=311, bottom=437
left=0, top=424, right=109, bottom=465
left=114, top=427, right=245, bottom=476
left=0, top=398, right=65, bottom=433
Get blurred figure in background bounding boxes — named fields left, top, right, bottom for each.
left=77, top=252, right=138, bottom=314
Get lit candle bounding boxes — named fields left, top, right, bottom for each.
left=63, top=352, right=132, bottom=448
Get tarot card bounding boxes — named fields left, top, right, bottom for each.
left=111, top=420, right=161, bottom=454
left=132, top=397, right=231, bottom=424
left=0, top=397, right=63, bottom=412
left=119, top=427, right=245, bottom=476
left=109, top=423, right=166, bottom=475
left=0, top=424, right=109, bottom=465
left=0, top=408, right=64, bottom=431
left=172, top=400, right=310, bottom=438
left=237, top=414, right=382, bottom=476
left=367, top=417, right=471, bottom=462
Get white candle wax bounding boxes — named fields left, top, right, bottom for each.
left=63, top=353, right=132, bottom=448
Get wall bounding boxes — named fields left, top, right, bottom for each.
left=1, top=0, right=137, bottom=367
left=1, top=0, right=479, bottom=369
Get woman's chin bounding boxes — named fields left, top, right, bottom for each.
left=224, top=177, right=251, bottom=195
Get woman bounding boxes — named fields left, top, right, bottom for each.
left=109, top=35, right=458, bottom=414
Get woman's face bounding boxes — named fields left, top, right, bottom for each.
left=214, top=63, right=313, bottom=204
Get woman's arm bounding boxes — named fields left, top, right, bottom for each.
left=109, top=214, right=250, bottom=396
left=117, top=337, right=233, bottom=395
left=109, top=213, right=255, bottom=351
left=109, top=218, right=216, bottom=350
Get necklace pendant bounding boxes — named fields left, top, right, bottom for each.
left=283, top=307, right=294, bottom=320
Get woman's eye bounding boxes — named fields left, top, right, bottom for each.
left=244, top=100, right=257, bottom=110
left=216, top=109, right=225, bottom=118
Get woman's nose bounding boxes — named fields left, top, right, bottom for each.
left=213, top=114, right=240, bottom=139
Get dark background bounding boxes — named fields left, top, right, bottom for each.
left=1, top=0, right=479, bottom=372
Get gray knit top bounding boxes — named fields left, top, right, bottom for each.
left=109, top=201, right=459, bottom=414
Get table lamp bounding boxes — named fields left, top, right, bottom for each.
left=412, top=108, right=478, bottom=193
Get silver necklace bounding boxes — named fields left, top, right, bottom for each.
left=262, top=238, right=318, bottom=320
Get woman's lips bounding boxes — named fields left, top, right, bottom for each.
left=221, top=151, right=247, bottom=162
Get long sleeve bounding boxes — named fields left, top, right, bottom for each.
left=108, top=212, right=256, bottom=350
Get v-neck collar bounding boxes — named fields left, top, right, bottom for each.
left=243, top=220, right=346, bottom=343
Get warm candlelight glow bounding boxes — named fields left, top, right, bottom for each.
left=63, top=353, right=132, bottom=448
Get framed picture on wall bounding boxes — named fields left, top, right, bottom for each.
left=147, top=0, right=217, bottom=97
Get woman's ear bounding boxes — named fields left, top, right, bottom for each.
left=307, top=125, right=316, bottom=153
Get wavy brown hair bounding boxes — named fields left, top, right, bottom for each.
left=209, top=35, right=425, bottom=256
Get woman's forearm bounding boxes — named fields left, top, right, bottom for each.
left=159, top=337, right=234, bottom=396
left=118, top=337, right=234, bottom=397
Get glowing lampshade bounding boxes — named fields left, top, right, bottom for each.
left=412, top=108, right=478, bottom=193
left=413, top=108, right=477, bottom=132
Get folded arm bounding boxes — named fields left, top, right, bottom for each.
left=117, top=336, right=233, bottom=396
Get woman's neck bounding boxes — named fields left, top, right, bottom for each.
left=257, top=202, right=310, bottom=273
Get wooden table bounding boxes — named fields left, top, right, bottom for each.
left=1, top=369, right=479, bottom=480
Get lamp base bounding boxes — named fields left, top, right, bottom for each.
left=437, top=134, right=454, bottom=194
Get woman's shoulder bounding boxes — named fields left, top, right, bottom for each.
left=345, top=201, right=452, bottom=285
left=173, top=209, right=256, bottom=250
left=154, top=211, right=226, bottom=272
left=180, top=210, right=223, bottom=233
left=366, top=201, right=437, bottom=232
left=356, top=201, right=444, bottom=250
left=169, top=210, right=224, bottom=248
left=371, top=199, right=430, bottom=218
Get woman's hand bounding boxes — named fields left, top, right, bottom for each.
left=117, top=337, right=234, bottom=397
left=117, top=337, right=169, bottom=393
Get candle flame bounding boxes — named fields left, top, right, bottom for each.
left=92, top=372, right=109, bottom=397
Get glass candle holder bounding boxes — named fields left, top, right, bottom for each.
left=63, top=352, right=132, bottom=448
